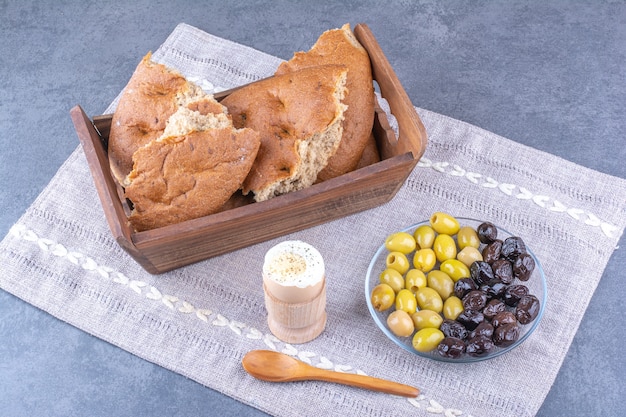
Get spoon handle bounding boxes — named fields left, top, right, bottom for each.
left=306, top=367, right=419, bottom=398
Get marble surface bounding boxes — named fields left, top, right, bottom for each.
left=1, top=1, right=624, bottom=416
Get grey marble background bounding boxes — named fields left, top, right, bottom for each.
left=1, top=1, right=624, bottom=416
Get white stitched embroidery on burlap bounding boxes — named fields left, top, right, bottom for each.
left=417, top=157, right=620, bottom=239
left=10, top=223, right=475, bottom=416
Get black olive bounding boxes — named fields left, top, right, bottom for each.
left=466, top=335, right=495, bottom=356
left=503, top=284, right=529, bottom=307
left=501, top=236, right=527, bottom=262
left=454, top=277, right=477, bottom=299
left=456, top=310, right=485, bottom=331
left=437, top=337, right=466, bottom=359
left=515, top=294, right=541, bottom=324
left=513, top=253, right=535, bottom=281
left=482, top=239, right=503, bottom=264
left=440, top=319, right=469, bottom=340
left=480, top=281, right=508, bottom=300
left=492, top=259, right=514, bottom=284
left=493, top=322, right=520, bottom=346
left=471, top=261, right=497, bottom=285
left=462, top=290, right=488, bottom=311
left=483, top=299, right=507, bottom=320
left=469, top=321, right=494, bottom=339
left=477, top=222, right=498, bottom=243
left=491, top=311, right=517, bottom=328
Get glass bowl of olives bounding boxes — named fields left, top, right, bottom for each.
left=365, top=213, right=547, bottom=363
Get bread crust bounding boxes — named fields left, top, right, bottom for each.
left=125, top=127, right=260, bottom=231
left=108, top=53, right=224, bottom=185
left=221, top=65, right=348, bottom=202
left=275, top=23, right=376, bottom=181
left=109, top=53, right=260, bottom=231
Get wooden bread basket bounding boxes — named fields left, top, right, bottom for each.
left=70, top=23, right=427, bottom=274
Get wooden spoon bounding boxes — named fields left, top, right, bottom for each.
left=242, top=350, right=419, bottom=397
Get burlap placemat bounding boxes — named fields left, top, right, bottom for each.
left=2, top=23, right=625, bottom=417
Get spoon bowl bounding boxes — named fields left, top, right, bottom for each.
left=242, top=350, right=419, bottom=397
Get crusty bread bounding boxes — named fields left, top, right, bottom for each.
left=108, top=52, right=226, bottom=186
left=109, top=25, right=374, bottom=229
left=275, top=23, right=376, bottom=181
left=124, top=106, right=260, bottom=231
left=109, top=53, right=261, bottom=231
left=221, top=65, right=348, bottom=202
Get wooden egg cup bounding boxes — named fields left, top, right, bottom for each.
left=263, top=281, right=327, bottom=344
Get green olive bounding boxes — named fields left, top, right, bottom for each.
left=384, top=232, right=416, bottom=254
left=415, top=287, right=443, bottom=313
left=413, top=225, right=436, bottom=249
left=439, top=259, right=471, bottom=282
left=411, top=309, right=443, bottom=330
left=412, top=328, right=445, bottom=352
left=426, top=270, right=455, bottom=300
left=443, top=295, right=464, bottom=320
left=379, top=268, right=405, bottom=293
left=433, top=233, right=457, bottom=263
left=457, top=246, right=484, bottom=267
left=395, top=289, right=417, bottom=314
left=457, top=226, right=481, bottom=249
left=412, top=248, right=437, bottom=272
left=370, top=283, right=395, bottom=311
left=429, top=212, right=460, bottom=235
left=387, top=310, right=415, bottom=337
left=405, top=269, right=427, bottom=293
left=386, top=251, right=410, bottom=275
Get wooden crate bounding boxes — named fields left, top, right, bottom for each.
left=70, top=23, right=427, bottom=274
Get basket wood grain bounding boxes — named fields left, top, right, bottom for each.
left=70, top=23, right=427, bottom=274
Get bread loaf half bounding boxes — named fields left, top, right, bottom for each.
left=108, top=52, right=225, bottom=186
left=275, top=23, right=376, bottom=181
left=124, top=107, right=260, bottom=231
left=221, top=65, right=348, bottom=202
